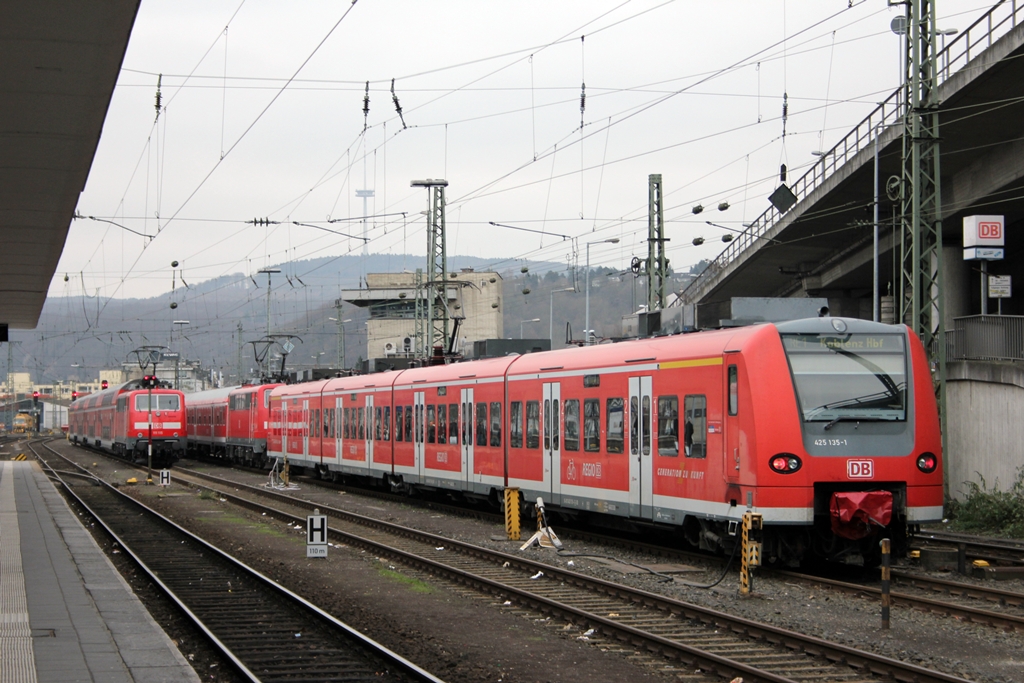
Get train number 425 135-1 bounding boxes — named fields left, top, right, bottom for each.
left=814, top=438, right=849, bottom=446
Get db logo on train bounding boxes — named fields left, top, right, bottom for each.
left=847, top=460, right=874, bottom=479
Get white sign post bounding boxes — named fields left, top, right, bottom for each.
left=159, top=469, right=171, bottom=487
left=306, top=509, right=328, bottom=558
left=963, top=215, right=1005, bottom=315
left=989, top=275, right=1012, bottom=315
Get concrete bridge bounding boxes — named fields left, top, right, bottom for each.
left=679, top=0, right=1024, bottom=499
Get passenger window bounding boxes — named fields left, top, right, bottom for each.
left=657, top=396, right=679, bottom=456
left=436, top=404, right=447, bottom=445
left=607, top=398, right=624, bottom=454
left=544, top=399, right=550, bottom=451
left=375, top=407, right=383, bottom=441
left=642, top=396, right=651, bottom=456
left=427, top=405, right=436, bottom=444
left=728, top=365, right=738, bottom=416
left=584, top=398, right=600, bottom=452
left=684, top=395, right=707, bottom=458
left=462, top=403, right=472, bottom=446
left=563, top=399, right=579, bottom=452
left=490, top=402, right=501, bottom=447
left=383, top=406, right=391, bottom=441
left=415, top=404, right=424, bottom=443
left=630, top=397, right=639, bottom=455
left=510, top=401, right=523, bottom=448
left=526, top=401, right=540, bottom=449
left=476, top=403, right=487, bottom=447
left=358, top=408, right=365, bottom=440
left=449, top=403, right=459, bottom=445
left=395, top=406, right=404, bottom=442
left=551, top=399, right=559, bottom=451
left=404, top=405, right=413, bottom=442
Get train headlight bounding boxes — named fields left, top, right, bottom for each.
left=769, top=453, right=802, bottom=474
left=916, top=452, right=938, bottom=473
left=173, top=432, right=179, bottom=437
left=137, top=433, right=143, bottom=438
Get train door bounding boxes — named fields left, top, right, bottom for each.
left=724, top=362, right=741, bottom=485
left=460, top=388, right=474, bottom=486
left=461, top=390, right=474, bottom=485
left=543, top=382, right=561, bottom=498
left=302, top=399, right=310, bottom=457
left=628, top=376, right=653, bottom=517
left=364, top=394, right=375, bottom=468
left=414, top=391, right=425, bottom=480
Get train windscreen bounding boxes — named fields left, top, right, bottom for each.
left=781, top=333, right=907, bottom=424
left=135, top=394, right=182, bottom=411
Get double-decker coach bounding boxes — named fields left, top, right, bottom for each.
left=184, top=383, right=281, bottom=467
left=264, top=317, right=942, bottom=565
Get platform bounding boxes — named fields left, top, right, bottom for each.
left=0, top=460, right=200, bottom=683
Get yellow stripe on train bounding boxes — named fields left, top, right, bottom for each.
left=658, top=357, right=724, bottom=370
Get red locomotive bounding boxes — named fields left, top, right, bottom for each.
left=68, top=380, right=186, bottom=467
left=202, top=317, right=944, bottom=564
left=184, top=383, right=281, bottom=467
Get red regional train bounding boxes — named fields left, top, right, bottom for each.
left=189, top=317, right=944, bottom=564
left=68, top=381, right=186, bottom=467
left=184, top=383, right=281, bottom=466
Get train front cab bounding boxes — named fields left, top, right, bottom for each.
left=752, top=318, right=945, bottom=565
left=121, top=389, right=186, bottom=466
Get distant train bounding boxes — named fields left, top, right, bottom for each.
left=12, top=411, right=35, bottom=434
left=68, top=381, right=186, bottom=467
left=185, top=317, right=943, bottom=566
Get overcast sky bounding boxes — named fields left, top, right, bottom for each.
left=56, top=0, right=990, bottom=301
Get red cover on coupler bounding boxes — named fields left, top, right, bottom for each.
left=830, top=491, right=893, bottom=540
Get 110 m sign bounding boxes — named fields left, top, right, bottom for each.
left=307, top=512, right=328, bottom=558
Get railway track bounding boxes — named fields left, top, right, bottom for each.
left=913, top=529, right=1024, bottom=567
left=31, top=441, right=446, bottom=683
left=131, top=458, right=976, bottom=683
left=774, top=569, right=1024, bottom=632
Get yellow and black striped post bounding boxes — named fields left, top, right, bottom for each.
left=739, top=511, right=763, bottom=596
left=880, top=538, right=891, bottom=629
left=504, top=487, right=521, bottom=540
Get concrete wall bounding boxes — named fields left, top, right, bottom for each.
left=945, top=361, right=1024, bottom=499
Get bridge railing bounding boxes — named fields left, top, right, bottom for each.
left=946, top=315, right=1024, bottom=362
left=681, top=0, right=1024, bottom=304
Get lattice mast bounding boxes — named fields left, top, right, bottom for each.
left=412, top=180, right=450, bottom=359
left=898, top=0, right=947, bottom=450
left=647, top=174, right=667, bottom=312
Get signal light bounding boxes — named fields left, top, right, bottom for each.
left=916, top=452, right=938, bottom=473
left=32, top=390, right=39, bottom=406
left=101, top=380, right=108, bottom=390
left=71, top=390, right=78, bottom=401
left=769, top=453, right=802, bottom=474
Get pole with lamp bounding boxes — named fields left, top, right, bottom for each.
left=172, top=320, right=189, bottom=389
left=329, top=314, right=352, bottom=370
left=549, top=287, right=574, bottom=347
left=520, top=318, right=540, bottom=339
left=585, top=238, right=619, bottom=345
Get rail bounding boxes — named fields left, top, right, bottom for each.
left=681, top=0, right=1024, bottom=304
left=945, top=314, right=1024, bottom=361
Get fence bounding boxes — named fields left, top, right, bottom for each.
left=946, top=315, right=1024, bottom=362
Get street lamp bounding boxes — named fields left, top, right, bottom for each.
left=549, top=287, right=574, bottom=348
left=585, top=238, right=620, bottom=345
left=172, top=320, right=189, bottom=390
left=938, top=28, right=958, bottom=78
left=311, top=352, right=324, bottom=369
left=329, top=317, right=353, bottom=370
left=520, top=318, right=541, bottom=339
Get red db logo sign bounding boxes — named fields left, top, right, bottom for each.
left=979, top=222, right=1002, bottom=239
left=847, top=460, right=874, bottom=479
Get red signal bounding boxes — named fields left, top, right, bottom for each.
left=101, top=380, right=109, bottom=390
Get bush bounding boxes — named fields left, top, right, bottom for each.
left=947, top=468, right=1024, bottom=538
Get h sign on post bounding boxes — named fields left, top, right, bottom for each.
left=307, top=510, right=328, bottom=558
left=159, top=469, right=171, bottom=487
